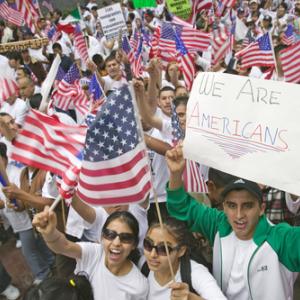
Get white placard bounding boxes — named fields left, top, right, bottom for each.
left=98, top=3, right=127, bottom=40
left=184, top=72, right=300, bottom=195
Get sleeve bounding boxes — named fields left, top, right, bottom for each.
left=166, top=184, right=225, bottom=245
left=269, top=223, right=300, bottom=272
left=191, top=262, right=227, bottom=300
left=75, top=242, right=102, bottom=275
left=285, top=192, right=300, bottom=215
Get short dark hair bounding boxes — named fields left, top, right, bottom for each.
left=208, top=168, right=238, bottom=189
left=104, top=53, right=119, bottom=66
left=159, top=86, right=175, bottom=97
left=7, top=51, right=22, bottom=62
left=173, top=96, right=188, bottom=108
left=52, top=43, right=62, bottom=51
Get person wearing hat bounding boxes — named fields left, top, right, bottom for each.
left=260, top=14, right=273, bottom=33
left=165, top=144, right=300, bottom=300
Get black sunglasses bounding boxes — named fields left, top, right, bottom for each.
left=102, top=228, right=135, bottom=244
left=143, top=238, right=180, bottom=256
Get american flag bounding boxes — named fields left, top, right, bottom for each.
left=132, top=35, right=144, bottom=78
left=0, top=0, right=24, bottom=26
left=157, top=22, right=210, bottom=63
left=11, top=109, right=86, bottom=179
left=53, top=66, right=65, bottom=88
left=242, top=30, right=256, bottom=48
left=280, top=41, right=300, bottom=83
left=122, top=35, right=134, bottom=63
left=281, top=24, right=295, bottom=46
left=187, top=0, right=212, bottom=24
left=15, top=0, right=39, bottom=33
left=77, top=85, right=152, bottom=206
left=74, top=24, right=89, bottom=63
left=222, top=0, right=237, bottom=8
left=52, top=64, right=89, bottom=116
left=171, top=104, right=208, bottom=193
left=47, top=25, right=61, bottom=42
left=235, top=33, right=275, bottom=69
left=149, top=26, right=161, bottom=59
left=212, top=26, right=231, bottom=65
left=89, top=74, right=106, bottom=110
left=174, top=28, right=195, bottom=91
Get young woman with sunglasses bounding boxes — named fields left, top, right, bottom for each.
left=32, top=207, right=149, bottom=300
left=143, top=217, right=226, bottom=300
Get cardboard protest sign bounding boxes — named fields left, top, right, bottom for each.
left=133, top=0, right=157, bottom=8
left=166, top=0, right=192, bottom=20
left=184, top=72, right=300, bottom=195
left=98, top=3, right=127, bottom=40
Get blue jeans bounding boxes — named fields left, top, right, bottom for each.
left=19, top=229, right=55, bottom=280
left=0, top=262, right=11, bottom=293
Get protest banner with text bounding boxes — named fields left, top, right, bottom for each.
left=98, top=3, right=127, bottom=41
left=166, top=0, right=192, bottom=20
left=184, top=72, right=300, bottom=195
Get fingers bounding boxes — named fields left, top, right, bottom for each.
left=169, top=282, right=189, bottom=300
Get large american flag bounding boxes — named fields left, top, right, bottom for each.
left=235, top=33, right=275, bottom=69
left=15, top=0, right=39, bottom=33
left=0, top=0, right=23, bottom=26
left=11, top=109, right=86, bottom=177
left=281, top=24, right=295, bottom=46
left=280, top=41, right=300, bottom=83
left=52, top=64, right=89, bottom=115
left=171, top=104, right=208, bottom=193
left=174, top=28, right=195, bottom=91
left=74, top=24, right=89, bottom=64
left=77, top=85, right=152, bottom=206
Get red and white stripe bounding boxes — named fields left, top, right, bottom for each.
left=0, top=78, right=19, bottom=102
left=183, top=160, right=209, bottom=193
left=212, top=26, right=231, bottom=65
left=0, top=0, right=23, bottom=26
left=74, top=30, right=89, bottom=63
left=178, top=52, right=195, bottom=91
left=11, top=109, right=86, bottom=177
left=222, top=0, right=237, bottom=8
left=77, top=142, right=152, bottom=206
left=187, top=0, right=212, bottom=24
left=280, top=41, right=300, bottom=83
left=15, top=0, right=39, bottom=33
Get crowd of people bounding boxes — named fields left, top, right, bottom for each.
left=0, top=0, right=300, bottom=299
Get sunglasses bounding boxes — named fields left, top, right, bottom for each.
left=102, top=228, right=135, bottom=244
left=143, top=238, right=180, bottom=256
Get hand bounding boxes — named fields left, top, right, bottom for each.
left=147, top=58, right=162, bottom=78
left=2, top=184, right=21, bottom=200
left=32, top=206, right=57, bottom=236
left=165, top=143, right=186, bottom=176
left=86, top=59, right=97, bottom=73
left=169, top=282, right=189, bottom=300
left=133, top=78, right=145, bottom=99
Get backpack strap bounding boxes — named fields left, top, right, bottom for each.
left=141, top=262, right=150, bottom=277
left=180, top=256, right=197, bottom=295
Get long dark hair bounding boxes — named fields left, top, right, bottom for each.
left=146, top=217, right=211, bottom=294
left=24, top=274, right=94, bottom=300
left=102, top=211, right=141, bottom=265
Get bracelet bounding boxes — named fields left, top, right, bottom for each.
left=45, top=234, right=61, bottom=244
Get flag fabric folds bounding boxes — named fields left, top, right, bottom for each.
left=74, top=24, right=89, bottom=63
left=0, top=0, right=23, bottom=26
left=77, top=85, right=152, bottom=206
left=11, top=109, right=86, bottom=177
left=15, top=0, right=39, bottom=33
left=281, top=24, right=295, bottom=46
left=280, top=41, right=300, bottom=83
left=235, top=33, right=275, bottom=69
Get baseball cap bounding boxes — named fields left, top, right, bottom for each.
left=237, top=8, right=245, bottom=14
left=221, top=178, right=263, bottom=202
left=249, top=0, right=259, bottom=4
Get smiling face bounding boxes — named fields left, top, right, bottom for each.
left=102, top=219, right=136, bottom=271
left=144, top=227, right=185, bottom=274
left=223, top=190, right=265, bottom=240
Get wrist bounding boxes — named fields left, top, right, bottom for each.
left=44, top=231, right=61, bottom=243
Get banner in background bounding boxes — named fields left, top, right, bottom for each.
left=166, top=0, right=192, bottom=20
left=98, top=3, right=127, bottom=40
left=133, top=0, right=157, bottom=8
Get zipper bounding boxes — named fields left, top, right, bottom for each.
left=247, top=246, right=261, bottom=300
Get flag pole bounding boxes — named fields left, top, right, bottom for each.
left=129, top=82, right=176, bottom=282
left=269, top=31, right=279, bottom=78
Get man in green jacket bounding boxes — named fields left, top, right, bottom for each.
left=166, top=145, right=300, bottom=300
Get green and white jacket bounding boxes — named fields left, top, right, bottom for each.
left=167, top=185, right=300, bottom=300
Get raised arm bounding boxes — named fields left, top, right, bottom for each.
left=32, top=206, right=82, bottom=259
left=71, top=193, right=96, bottom=224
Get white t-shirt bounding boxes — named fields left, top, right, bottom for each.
left=102, top=75, right=127, bottom=92
left=0, top=98, right=28, bottom=126
left=147, top=260, right=226, bottom=300
left=146, top=128, right=170, bottom=203
left=226, top=238, right=253, bottom=300
left=0, top=164, right=32, bottom=233
left=75, top=242, right=149, bottom=300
